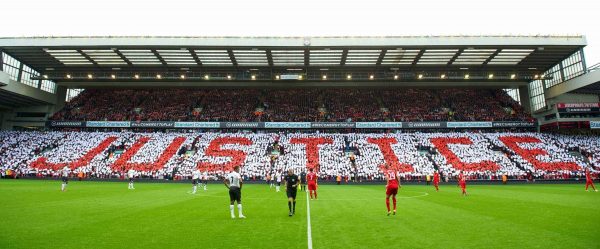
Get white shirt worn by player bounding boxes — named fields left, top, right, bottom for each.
left=128, top=169, right=135, bottom=179
left=192, top=170, right=201, bottom=180
left=269, top=173, right=275, bottom=188
left=275, top=172, right=282, bottom=192
left=61, top=166, right=70, bottom=191
left=62, top=167, right=70, bottom=177
left=127, top=169, right=136, bottom=189
left=192, top=169, right=201, bottom=194
left=227, top=171, right=242, bottom=188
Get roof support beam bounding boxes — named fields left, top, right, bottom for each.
left=304, top=49, right=309, bottom=66
left=483, top=49, right=501, bottom=65
left=558, top=60, right=565, bottom=82
left=411, top=49, right=425, bottom=66
left=0, top=49, right=3, bottom=71
left=340, top=49, right=349, bottom=66
left=266, top=49, right=274, bottom=67
left=376, top=49, right=387, bottom=66
left=579, top=48, right=587, bottom=73
left=76, top=49, right=99, bottom=67
left=151, top=49, right=168, bottom=66
left=114, top=49, right=133, bottom=67
left=227, top=50, right=238, bottom=66
left=447, top=48, right=464, bottom=65
left=16, top=62, right=24, bottom=82
left=189, top=49, right=202, bottom=66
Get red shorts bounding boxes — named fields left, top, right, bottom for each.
left=386, top=186, right=398, bottom=195
left=433, top=181, right=439, bottom=185
left=308, top=183, right=317, bottom=190
left=460, top=183, right=466, bottom=189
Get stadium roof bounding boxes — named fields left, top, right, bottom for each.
left=0, top=89, right=50, bottom=107
left=0, top=36, right=587, bottom=85
left=571, top=64, right=600, bottom=94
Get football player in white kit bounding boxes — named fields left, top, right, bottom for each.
left=275, top=171, right=282, bottom=192
left=270, top=172, right=275, bottom=189
left=60, top=166, right=70, bottom=192
left=202, top=171, right=208, bottom=191
left=127, top=169, right=136, bottom=190
left=223, top=166, right=245, bottom=219
left=192, top=169, right=201, bottom=194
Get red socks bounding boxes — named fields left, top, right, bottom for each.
left=385, top=198, right=390, bottom=212
left=392, top=197, right=397, bottom=210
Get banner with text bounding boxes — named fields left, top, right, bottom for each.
left=48, top=121, right=86, bottom=127
left=174, top=122, right=220, bottom=128
left=557, top=103, right=600, bottom=113
left=86, top=121, right=130, bottom=128
left=47, top=121, right=537, bottom=129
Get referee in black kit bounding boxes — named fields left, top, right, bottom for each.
left=284, top=169, right=299, bottom=216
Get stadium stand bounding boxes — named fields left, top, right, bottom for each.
left=50, top=88, right=532, bottom=122
left=51, top=89, right=206, bottom=121
left=1, top=35, right=596, bottom=186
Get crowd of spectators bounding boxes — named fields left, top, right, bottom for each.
left=193, top=89, right=260, bottom=122
left=52, top=89, right=206, bottom=121
left=380, top=89, right=447, bottom=121
left=1, top=131, right=596, bottom=181
left=261, top=90, right=320, bottom=122
left=440, top=89, right=529, bottom=121
left=50, top=88, right=531, bottom=122
left=321, top=89, right=382, bottom=122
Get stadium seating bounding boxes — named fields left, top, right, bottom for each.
left=261, top=89, right=320, bottom=122
left=321, top=89, right=382, bottom=122
left=52, top=89, right=206, bottom=121
left=1, top=131, right=595, bottom=181
left=196, top=89, right=260, bottom=121
left=380, top=89, right=447, bottom=121
left=50, top=89, right=531, bottom=122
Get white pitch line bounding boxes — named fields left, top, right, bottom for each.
left=306, top=191, right=313, bottom=249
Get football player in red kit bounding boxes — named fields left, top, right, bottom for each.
left=433, top=170, right=440, bottom=192
left=307, top=168, right=319, bottom=199
left=585, top=168, right=598, bottom=192
left=384, top=166, right=400, bottom=216
left=458, top=171, right=467, bottom=196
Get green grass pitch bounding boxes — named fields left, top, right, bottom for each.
left=0, top=180, right=598, bottom=249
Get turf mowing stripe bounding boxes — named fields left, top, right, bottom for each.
left=306, top=191, right=313, bottom=249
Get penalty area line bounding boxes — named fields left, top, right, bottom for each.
left=306, top=191, right=313, bottom=249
